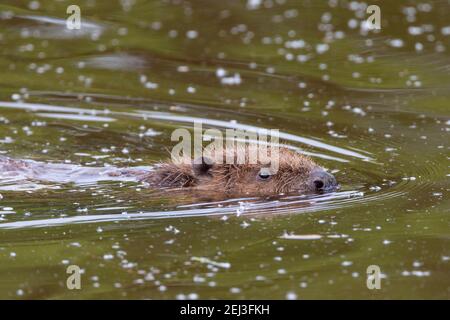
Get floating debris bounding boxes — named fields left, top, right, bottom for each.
left=191, top=256, right=231, bottom=269
left=280, top=232, right=322, bottom=240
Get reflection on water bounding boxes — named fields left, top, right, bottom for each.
left=0, top=0, right=448, bottom=299
left=0, top=190, right=365, bottom=229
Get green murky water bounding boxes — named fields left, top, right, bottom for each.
left=0, top=0, right=448, bottom=299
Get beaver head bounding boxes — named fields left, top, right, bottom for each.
left=141, top=146, right=338, bottom=197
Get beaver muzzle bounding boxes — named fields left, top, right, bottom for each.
left=309, top=168, right=339, bottom=192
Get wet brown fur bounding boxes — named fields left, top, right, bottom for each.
left=139, top=146, right=321, bottom=197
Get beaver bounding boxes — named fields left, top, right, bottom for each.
left=138, top=146, right=338, bottom=197
left=0, top=146, right=338, bottom=197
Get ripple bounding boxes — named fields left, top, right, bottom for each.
left=0, top=99, right=445, bottom=232
left=15, top=14, right=105, bottom=39
left=0, top=190, right=365, bottom=229
left=0, top=101, right=373, bottom=161
left=35, top=112, right=115, bottom=122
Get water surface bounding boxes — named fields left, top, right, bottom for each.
left=0, top=0, right=448, bottom=299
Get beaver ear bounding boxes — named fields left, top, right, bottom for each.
left=192, top=157, right=214, bottom=176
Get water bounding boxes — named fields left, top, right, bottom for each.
left=0, top=0, right=448, bottom=299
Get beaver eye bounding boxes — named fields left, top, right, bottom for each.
left=258, top=169, right=272, bottom=180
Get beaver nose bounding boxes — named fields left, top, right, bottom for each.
left=310, top=168, right=338, bottom=192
